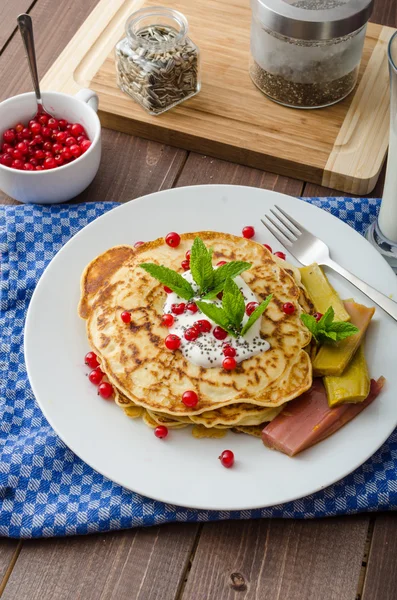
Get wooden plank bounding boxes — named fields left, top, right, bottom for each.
left=176, top=153, right=304, bottom=196
left=361, top=514, right=397, bottom=600
left=0, top=542, right=22, bottom=595
left=1, top=524, right=199, bottom=600
left=39, top=0, right=393, bottom=194
left=182, top=517, right=369, bottom=600
left=0, top=0, right=33, bottom=52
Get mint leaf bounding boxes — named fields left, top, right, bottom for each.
left=203, top=261, right=252, bottom=299
left=190, top=237, right=214, bottom=292
left=301, top=313, right=319, bottom=337
left=140, top=263, right=194, bottom=301
left=317, top=306, right=334, bottom=330
left=241, top=294, right=273, bottom=336
left=195, top=301, right=237, bottom=337
left=300, top=307, right=359, bottom=343
left=222, top=278, right=245, bottom=329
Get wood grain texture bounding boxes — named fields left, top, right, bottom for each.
left=176, top=153, right=303, bottom=196
left=182, top=518, right=369, bottom=600
left=0, top=0, right=33, bottom=52
left=1, top=524, right=199, bottom=600
left=40, top=0, right=393, bottom=194
left=361, top=514, right=397, bottom=600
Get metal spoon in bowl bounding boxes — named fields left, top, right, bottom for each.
left=17, top=13, right=53, bottom=119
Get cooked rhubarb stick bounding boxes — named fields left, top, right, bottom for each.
left=262, top=377, right=385, bottom=456
left=313, top=300, right=375, bottom=376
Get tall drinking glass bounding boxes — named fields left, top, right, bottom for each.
left=367, top=32, right=397, bottom=270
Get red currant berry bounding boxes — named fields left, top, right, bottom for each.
left=171, top=303, right=186, bottom=315
left=263, top=244, right=273, bottom=253
left=65, top=136, right=77, bottom=147
left=274, top=251, right=286, bottom=260
left=16, top=132, right=25, bottom=142
left=23, top=162, right=34, bottom=171
left=15, top=123, right=24, bottom=133
left=223, top=345, right=236, bottom=357
left=121, top=311, right=131, bottom=323
left=47, top=118, right=59, bottom=130
left=3, top=129, right=15, bottom=143
left=242, top=226, right=255, bottom=239
left=98, top=382, right=114, bottom=400
left=16, top=142, right=28, bottom=155
left=163, top=286, right=172, bottom=294
left=44, top=157, right=57, bottom=170
left=223, top=357, right=237, bottom=370
left=71, top=123, right=85, bottom=137
left=81, top=140, right=91, bottom=154
left=161, top=314, right=174, bottom=327
left=165, top=231, right=181, bottom=247
left=182, top=390, right=198, bottom=407
left=165, top=334, right=181, bottom=350
left=11, top=159, right=24, bottom=170
left=56, top=131, right=68, bottom=143
left=1, top=143, right=12, bottom=153
left=85, top=351, right=99, bottom=368
left=70, top=144, right=82, bottom=158
left=154, top=425, right=168, bottom=439
left=29, top=121, right=41, bottom=135
left=35, top=165, right=44, bottom=171
left=133, top=241, right=145, bottom=249
left=58, top=119, right=68, bottom=130
left=38, top=114, right=49, bottom=126
left=12, top=149, right=23, bottom=160
left=283, top=303, right=295, bottom=315
left=62, top=147, right=72, bottom=161
left=219, top=449, right=234, bottom=468
left=66, top=123, right=72, bottom=131
left=185, top=250, right=191, bottom=259
left=314, top=312, right=323, bottom=322
left=54, top=155, right=64, bottom=167
left=246, top=301, right=259, bottom=316
left=186, top=302, right=198, bottom=313
left=41, top=127, right=51, bottom=139
left=213, top=326, right=228, bottom=340
left=89, top=368, right=104, bottom=385
left=184, top=327, right=199, bottom=341
left=32, top=135, right=43, bottom=146
left=22, top=128, right=31, bottom=139
left=35, top=149, right=45, bottom=160
left=195, top=320, right=212, bottom=333
left=43, top=141, right=53, bottom=152
left=51, top=143, right=62, bottom=154
left=181, top=259, right=190, bottom=271
left=29, top=158, right=38, bottom=167
left=0, top=153, right=12, bottom=167
left=216, top=261, right=227, bottom=266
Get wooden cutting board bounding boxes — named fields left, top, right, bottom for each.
left=41, top=0, right=394, bottom=195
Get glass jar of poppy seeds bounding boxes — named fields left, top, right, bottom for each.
left=250, top=0, right=374, bottom=108
left=115, top=7, right=201, bottom=115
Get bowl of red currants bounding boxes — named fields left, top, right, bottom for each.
left=0, top=89, right=101, bottom=204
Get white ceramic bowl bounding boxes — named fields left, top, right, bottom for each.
left=0, top=89, right=101, bottom=204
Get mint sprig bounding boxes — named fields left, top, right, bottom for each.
left=190, top=237, right=214, bottom=293
left=197, top=278, right=272, bottom=338
left=241, top=294, right=273, bottom=336
left=203, top=261, right=251, bottom=299
left=301, top=306, right=359, bottom=344
left=140, top=263, right=194, bottom=301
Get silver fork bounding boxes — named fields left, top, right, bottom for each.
left=262, top=205, right=397, bottom=322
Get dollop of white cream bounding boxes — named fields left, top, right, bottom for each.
left=163, top=271, right=270, bottom=368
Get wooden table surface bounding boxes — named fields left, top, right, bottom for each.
left=0, top=1, right=396, bottom=598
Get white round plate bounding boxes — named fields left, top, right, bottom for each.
left=25, top=185, right=397, bottom=510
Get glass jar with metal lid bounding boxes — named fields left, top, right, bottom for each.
left=250, top=0, right=374, bottom=108
left=115, top=7, right=200, bottom=116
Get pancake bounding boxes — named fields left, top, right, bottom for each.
left=81, top=232, right=312, bottom=417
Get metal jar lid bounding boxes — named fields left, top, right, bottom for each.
left=251, top=0, right=374, bottom=40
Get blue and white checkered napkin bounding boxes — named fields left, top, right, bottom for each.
left=1, top=197, right=396, bottom=539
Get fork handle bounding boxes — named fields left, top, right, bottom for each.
left=323, top=258, right=397, bottom=321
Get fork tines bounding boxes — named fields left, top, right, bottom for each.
left=261, top=205, right=304, bottom=249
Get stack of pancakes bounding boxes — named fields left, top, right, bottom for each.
left=79, top=232, right=314, bottom=438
